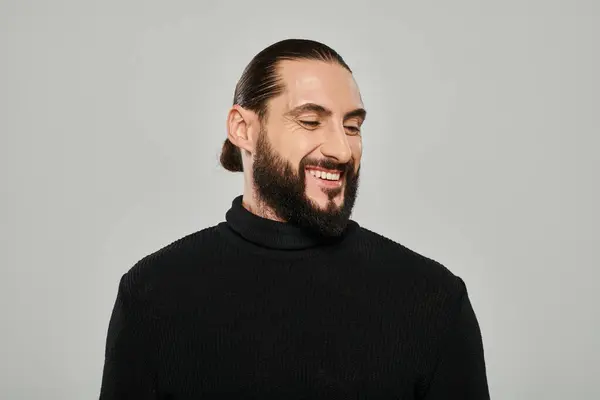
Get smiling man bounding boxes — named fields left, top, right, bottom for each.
left=99, top=39, right=490, bottom=399
left=230, top=56, right=364, bottom=238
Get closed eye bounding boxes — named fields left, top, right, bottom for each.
left=345, top=126, right=361, bottom=135
left=299, top=120, right=320, bottom=128
left=299, top=120, right=360, bottom=135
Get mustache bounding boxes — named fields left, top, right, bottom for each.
left=300, top=157, right=355, bottom=173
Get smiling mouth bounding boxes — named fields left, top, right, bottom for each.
left=305, top=167, right=344, bottom=187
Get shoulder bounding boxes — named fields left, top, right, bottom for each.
left=353, top=225, right=467, bottom=298
left=353, top=225, right=470, bottom=345
left=116, top=225, right=221, bottom=306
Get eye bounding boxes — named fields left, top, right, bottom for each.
left=345, top=126, right=361, bottom=135
left=299, top=120, right=320, bottom=128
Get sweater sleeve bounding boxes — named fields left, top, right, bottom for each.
left=422, top=279, right=490, bottom=400
left=99, top=273, right=158, bottom=399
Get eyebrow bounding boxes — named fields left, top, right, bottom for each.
left=285, top=103, right=367, bottom=122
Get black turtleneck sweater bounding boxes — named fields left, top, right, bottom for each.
left=99, top=196, right=489, bottom=399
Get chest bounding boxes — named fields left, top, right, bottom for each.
left=152, top=275, right=427, bottom=399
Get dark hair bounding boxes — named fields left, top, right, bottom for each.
left=220, top=38, right=352, bottom=172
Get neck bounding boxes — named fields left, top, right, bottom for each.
left=242, top=188, right=286, bottom=222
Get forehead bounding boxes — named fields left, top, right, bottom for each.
left=273, top=59, right=363, bottom=113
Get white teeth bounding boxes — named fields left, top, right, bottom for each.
left=308, top=169, right=340, bottom=181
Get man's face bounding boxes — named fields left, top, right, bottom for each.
left=252, top=60, right=365, bottom=236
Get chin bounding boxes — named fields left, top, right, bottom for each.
left=306, top=195, right=325, bottom=208
left=308, top=194, right=344, bottom=210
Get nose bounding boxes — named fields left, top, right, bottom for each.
left=319, top=125, right=352, bottom=164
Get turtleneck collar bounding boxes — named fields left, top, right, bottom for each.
left=224, top=195, right=357, bottom=250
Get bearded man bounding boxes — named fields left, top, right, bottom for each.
left=99, top=38, right=490, bottom=400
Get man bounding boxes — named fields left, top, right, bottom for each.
left=99, top=38, right=490, bottom=399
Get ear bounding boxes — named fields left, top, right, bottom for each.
left=226, top=105, right=259, bottom=153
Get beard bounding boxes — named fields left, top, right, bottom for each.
left=252, top=129, right=360, bottom=237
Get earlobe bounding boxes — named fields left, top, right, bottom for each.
left=227, top=105, right=256, bottom=153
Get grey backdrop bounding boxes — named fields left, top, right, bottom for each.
left=1, top=1, right=599, bottom=399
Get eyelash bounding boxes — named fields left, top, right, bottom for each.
left=300, top=121, right=320, bottom=127
left=299, top=121, right=361, bottom=134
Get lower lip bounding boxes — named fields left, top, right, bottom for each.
left=305, top=170, right=343, bottom=188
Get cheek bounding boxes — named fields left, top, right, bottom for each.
left=273, top=131, right=317, bottom=165
left=350, top=138, right=363, bottom=165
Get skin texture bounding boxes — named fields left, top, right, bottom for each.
left=226, top=60, right=366, bottom=236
